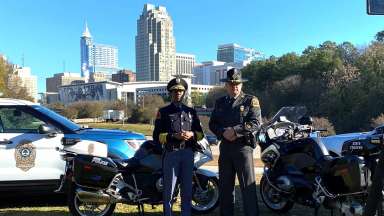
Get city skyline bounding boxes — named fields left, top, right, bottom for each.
left=1, top=0, right=383, bottom=93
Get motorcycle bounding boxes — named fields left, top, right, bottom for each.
left=259, top=106, right=370, bottom=216
left=341, top=131, right=384, bottom=215
left=55, top=138, right=219, bottom=216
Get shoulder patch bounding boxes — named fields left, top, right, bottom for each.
left=251, top=97, right=260, bottom=108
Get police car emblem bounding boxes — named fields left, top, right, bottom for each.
left=14, top=140, right=36, bottom=172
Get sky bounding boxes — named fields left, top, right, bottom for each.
left=1, top=0, right=384, bottom=93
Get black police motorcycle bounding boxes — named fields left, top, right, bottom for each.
left=259, top=106, right=370, bottom=216
left=56, top=138, right=219, bottom=216
left=341, top=130, right=384, bottom=215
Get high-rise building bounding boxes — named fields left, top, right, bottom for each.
left=193, top=61, right=250, bottom=86
left=8, top=66, right=38, bottom=101
left=136, top=4, right=176, bottom=81
left=80, top=23, right=119, bottom=80
left=112, top=69, right=136, bottom=83
left=217, top=43, right=262, bottom=63
left=46, top=72, right=85, bottom=92
left=176, top=53, right=195, bottom=75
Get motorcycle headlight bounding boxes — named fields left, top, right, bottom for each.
left=275, top=128, right=286, bottom=137
left=125, top=139, right=145, bottom=150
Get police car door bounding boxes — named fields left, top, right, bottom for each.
left=0, top=106, right=64, bottom=182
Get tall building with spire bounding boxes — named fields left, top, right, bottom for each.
left=135, top=4, right=176, bottom=81
left=80, top=23, right=119, bottom=80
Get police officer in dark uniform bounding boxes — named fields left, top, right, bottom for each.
left=209, top=68, right=261, bottom=216
left=153, top=77, right=204, bottom=216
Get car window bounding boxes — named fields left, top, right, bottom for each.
left=0, top=107, right=46, bottom=133
left=32, top=105, right=81, bottom=132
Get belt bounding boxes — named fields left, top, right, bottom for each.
left=166, top=141, right=187, bottom=152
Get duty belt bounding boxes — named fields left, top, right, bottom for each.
left=166, top=141, right=187, bottom=152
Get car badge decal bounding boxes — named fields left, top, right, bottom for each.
left=14, top=140, right=36, bottom=172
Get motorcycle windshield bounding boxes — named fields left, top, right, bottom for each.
left=266, top=106, right=307, bottom=126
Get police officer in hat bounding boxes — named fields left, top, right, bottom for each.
left=209, top=68, right=261, bottom=216
left=153, top=77, right=204, bottom=216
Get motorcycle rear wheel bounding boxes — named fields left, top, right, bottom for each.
left=260, top=176, right=294, bottom=213
left=191, top=176, right=220, bottom=214
left=67, top=185, right=116, bottom=216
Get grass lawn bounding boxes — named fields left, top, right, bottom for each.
left=87, top=122, right=154, bottom=136
left=0, top=180, right=339, bottom=216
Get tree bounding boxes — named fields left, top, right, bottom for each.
left=61, top=106, right=78, bottom=119
left=69, top=101, right=104, bottom=119
left=191, top=92, right=206, bottom=107
left=205, top=87, right=227, bottom=108
left=87, top=102, right=104, bottom=118
left=130, top=95, right=165, bottom=123
left=0, top=58, right=33, bottom=101
left=46, top=102, right=65, bottom=111
left=375, top=30, right=384, bottom=42
left=104, top=99, right=135, bottom=119
left=124, top=100, right=136, bottom=118
left=312, top=117, right=336, bottom=136
left=0, top=57, right=12, bottom=95
left=337, top=42, right=358, bottom=64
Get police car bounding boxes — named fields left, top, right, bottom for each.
left=0, top=98, right=145, bottom=194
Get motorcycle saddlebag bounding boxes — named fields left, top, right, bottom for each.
left=73, top=154, right=118, bottom=189
left=322, top=155, right=362, bottom=194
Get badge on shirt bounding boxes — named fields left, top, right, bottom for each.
left=156, top=111, right=161, bottom=119
left=240, top=105, right=245, bottom=112
left=251, top=97, right=260, bottom=108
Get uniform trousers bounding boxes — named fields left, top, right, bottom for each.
left=219, top=142, right=259, bottom=216
left=163, top=148, right=194, bottom=216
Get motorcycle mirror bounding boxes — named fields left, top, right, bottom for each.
left=299, top=116, right=313, bottom=125
left=367, top=0, right=384, bottom=15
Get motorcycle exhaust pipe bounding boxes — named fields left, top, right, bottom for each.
left=76, top=189, right=112, bottom=204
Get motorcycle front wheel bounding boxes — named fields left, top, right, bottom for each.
left=260, top=176, right=294, bottom=213
left=191, top=176, right=220, bottom=214
left=67, top=184, right=116, bottom=216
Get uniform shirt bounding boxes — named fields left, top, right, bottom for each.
left=209, top=92, right=262, bottom=142
left=153, top=102, right=204, bottom=150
